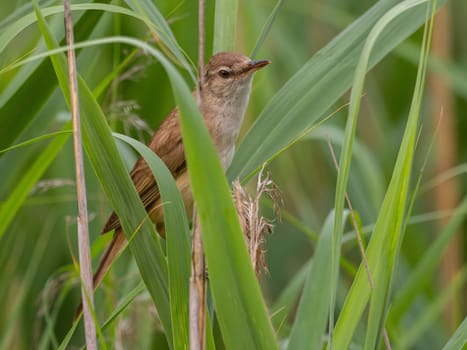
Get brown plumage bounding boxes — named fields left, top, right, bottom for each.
left=75, top=52, right=269, bottom=319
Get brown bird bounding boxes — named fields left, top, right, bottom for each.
left=90, top=52, right=270, bottom=294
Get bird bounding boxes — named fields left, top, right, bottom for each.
left=89, top=52, right=270, bottom=301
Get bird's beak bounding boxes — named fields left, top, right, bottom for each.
left=243, top=59, right=271, bottom=74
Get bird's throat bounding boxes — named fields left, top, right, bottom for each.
left=203, top=78, right=253, bottom=169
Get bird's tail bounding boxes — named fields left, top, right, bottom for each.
left=74, top=229, right=126, bottom=320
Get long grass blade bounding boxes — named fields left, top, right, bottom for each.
left=287, top=210, right=349, bottom=350
left=441, top=317, right=467, bottom=350
left=396, top=266, right=467, bottom=349
left=364, top=3, right=436, bottom=349
left=0, top=131, right=71, bottom=153
left=304, top=125, right=385, bottom=217
left=213, top=0, right=237, bottom=53
left=389, top=194, right=467, bottom=323
left=0, top=124, right=70, bottom=238
left=270, top=261, right=309, bottom=334
left=114, top=133, right=191, bottom=349
left=228, top=0, right=446, bottom=182
left=328, top=1, right=437, bottom=348
left=124, top=0, right=195, bottom=80
left=33, top=6, right=174, bottom=346
left=250, top=0, right=286, bottom=59
left=0, top=2, right=109, bottom=149
left=148, top=44, right=279, bottom=350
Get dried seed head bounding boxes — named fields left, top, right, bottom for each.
left=232, top=165, right=282, bottom=275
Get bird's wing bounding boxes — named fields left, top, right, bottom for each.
left=101, top=108, right=186, bottom=234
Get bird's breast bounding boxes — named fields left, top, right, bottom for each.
left=203, top=79, right=253, bottom=169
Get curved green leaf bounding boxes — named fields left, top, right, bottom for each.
left=287, top=210, right=349, bottom=350
left=114, top=133, right=191, bottom=349
left=228, top=0, right=446, bottom=182
left=330, top=1, right=437, bottom=348
left=33, top=6, right=173, bottom=346
left=442, top=317, right=467, bottom=350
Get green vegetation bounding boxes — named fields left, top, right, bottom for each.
left=0, top=0, right=465, bottom=349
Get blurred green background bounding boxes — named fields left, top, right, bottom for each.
left=0, top=0, right=466, bottom=348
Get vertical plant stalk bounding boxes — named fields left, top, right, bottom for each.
left=190, top=213, right=206, bottom=350
left=190, top=0, right=206, bottom=349
left=198, top=0, right=205, bottom=72
left=429, top=3, right=462, bottom=332
left=327, top=139, right=392, bottom=350
left=64, top=1, right=96, bottom=348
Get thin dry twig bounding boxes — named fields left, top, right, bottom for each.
left=189, top=1, right=207, bottom=350
left=63, top=1, right=96, bottom=348
left=189, top=213, right=205, bottom=350
left=198, top=0, right=205, bottom=82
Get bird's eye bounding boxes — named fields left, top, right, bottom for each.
left=218, top=69, right=231, bottom=78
